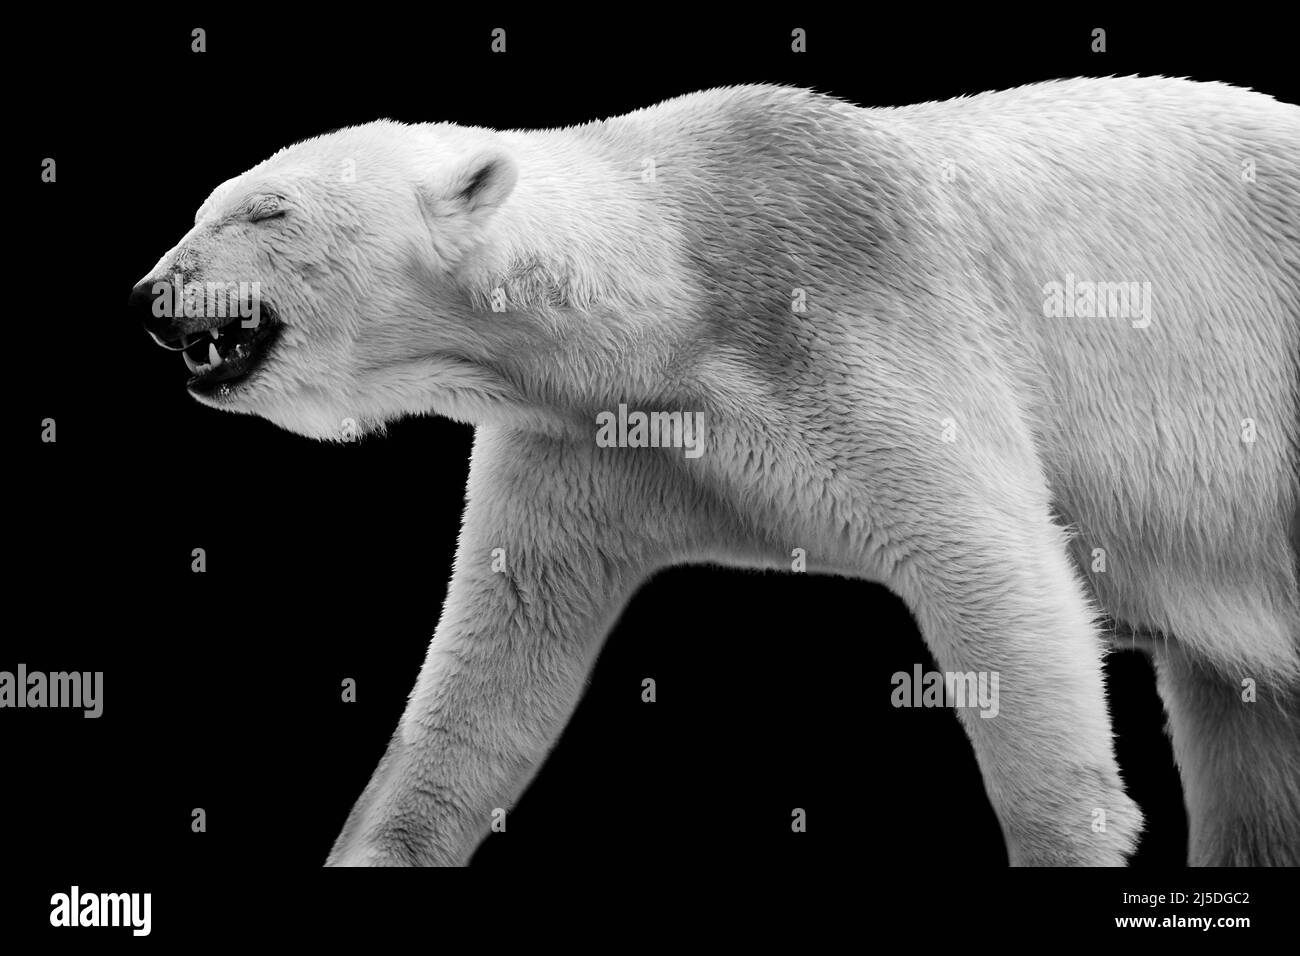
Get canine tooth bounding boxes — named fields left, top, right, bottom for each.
left=184, top=351, right=200, bottom=373
left=209, top=342, right=223, bottom=366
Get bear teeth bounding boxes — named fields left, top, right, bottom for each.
left=183, top=342, right=227, bottom=377
left=175, top=308, right=279, bottom=384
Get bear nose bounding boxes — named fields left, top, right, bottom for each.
left=130, top=279, right=185, bottom=350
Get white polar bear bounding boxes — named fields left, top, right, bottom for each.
left=131, top=77, right=1300, bottom=866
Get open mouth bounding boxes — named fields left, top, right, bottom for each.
left=171, top=309, right=282, bottom=394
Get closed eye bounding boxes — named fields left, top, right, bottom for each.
left=249, top=194, right=288, bottom=223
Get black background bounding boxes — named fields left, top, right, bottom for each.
left=9, top=8, right=1296, bottom=941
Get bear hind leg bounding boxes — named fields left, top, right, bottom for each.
left=1153, top=643, right=1300, bottom=866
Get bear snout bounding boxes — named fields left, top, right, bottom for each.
left=130, top=278, right=187, bottom=351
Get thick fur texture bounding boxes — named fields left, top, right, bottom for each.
left=135, top=77, right=1300, bottom=866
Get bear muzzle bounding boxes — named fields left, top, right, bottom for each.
left=130, top=278, right=283, bottom=394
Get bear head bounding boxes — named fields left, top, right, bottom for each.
left=129, top=121, right=528, bottom=440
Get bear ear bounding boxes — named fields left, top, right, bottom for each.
left=422, top=148, right=518, bottom=225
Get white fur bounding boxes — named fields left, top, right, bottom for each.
left=137, top=77, right=1300, bottom=865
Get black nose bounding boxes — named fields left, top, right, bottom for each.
left=130, top=279, right=184, bottom=350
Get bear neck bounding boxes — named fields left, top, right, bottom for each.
left=461, top=129, right=690, bottom=321
left=442, top=128, right=699, bottom=416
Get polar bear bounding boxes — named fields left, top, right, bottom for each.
left=130, top=77, right=1300, bottom=866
